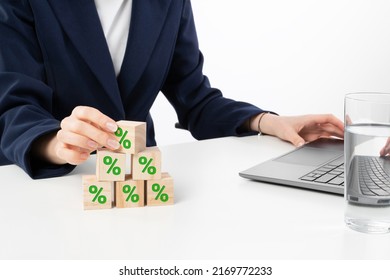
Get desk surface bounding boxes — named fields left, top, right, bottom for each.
left=1, top=135, right=390, bottom=260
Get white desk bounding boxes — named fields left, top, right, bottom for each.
left=1, top=135, right=390, bottom=260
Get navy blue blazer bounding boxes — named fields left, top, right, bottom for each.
left=0, top=0, right=264, bottom=179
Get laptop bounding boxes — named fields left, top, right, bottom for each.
left=239, top=137, right=390, bottom=204
left=239, top=137, right=345, bottom=195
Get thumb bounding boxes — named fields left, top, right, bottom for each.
left=288, top=132, right=305, bottom=147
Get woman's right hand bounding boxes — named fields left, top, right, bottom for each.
left=33, top=106, right=120, bottom=165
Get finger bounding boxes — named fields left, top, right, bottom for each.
left=300, top=121, right=343, bottom=138
left=304, top=132, right=333, bottom=143
left=298, top=123, right=341, bottom=140
left=380, top=147, right=387, bottom=157
left=380, top=138, right=390, bottom=156
left=316, top=123, right=344, bottom=138
left=71, top=106, right=118, bottom=133
left=61, top=117, right=120, bottom=150
left=305, top=114, right=344, bottom=132
left=57, top=130, right=98, bottom=151
left=56, top=143, right=90, bottom=165
left=345, top=115, right=352, bottom=125
left=316, top=114, right=344, bottom=131
left=282, top=128, right=306, bottom=147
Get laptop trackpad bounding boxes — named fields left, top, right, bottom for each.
left=274, top=148, right=341, bottom=167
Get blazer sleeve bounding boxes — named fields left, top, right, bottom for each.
left=161, top=0, right=268, bottom=140
left=0, top=0, right=75, bottom=178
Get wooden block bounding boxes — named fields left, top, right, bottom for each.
left=115, top=175, right=145, bottom=208
left=132, top=146, right=161, bottom=180
left=115, top=121, right=146, bottom=154
left=146, top=172, right=174, bottom=206
left=96, top=149, right=126, bottom=181
left=82, top=175, right=113, bottom=210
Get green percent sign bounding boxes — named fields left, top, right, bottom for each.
left=139, top=156, right=157, bottom=175
left=152, top=183, right=169, bottom=202
left=115, top=127, right=131, bottom=149
left=103, top=156, right=121, bottom=175
left=89, top=185, right=107, bottom=204
left=123, top=185, right=140, bottom=203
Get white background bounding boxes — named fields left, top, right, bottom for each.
left=151, top=0, right=390, bottom=146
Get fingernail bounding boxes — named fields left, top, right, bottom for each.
left=87, top=140, right=98, bottom=149
left=297, top=141, right=305, bottom=147
left=106, top=122, right=118, bottom=132
left=107, top=138, right=120, bottom=149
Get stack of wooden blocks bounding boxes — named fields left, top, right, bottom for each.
left=82, top=121, right=174, bottom=210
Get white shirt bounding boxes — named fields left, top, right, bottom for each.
left=94, top=0, right=132, bottom=76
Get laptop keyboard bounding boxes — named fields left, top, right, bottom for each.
left=300, top=156, right=390, bottom=196
left=300, top=157, right=344, bottom=186
left=357, top=156, right=390, bottom=196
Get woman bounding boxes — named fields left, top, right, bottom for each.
left=0, top=0, right=343, bottom=179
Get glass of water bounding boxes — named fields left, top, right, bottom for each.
left=345, top=93, right=390, bottom=233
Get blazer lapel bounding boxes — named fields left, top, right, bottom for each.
left=117, top=0, right=173, bottom=99
left=48, top=0, right=123, bottom=113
